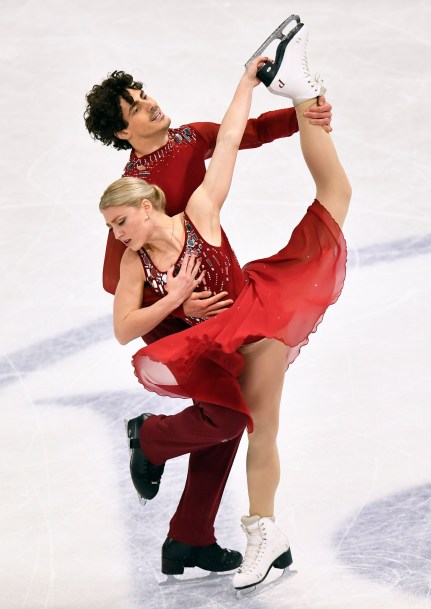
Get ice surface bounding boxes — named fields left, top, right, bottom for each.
left=1, top=0, right=431, bottom=607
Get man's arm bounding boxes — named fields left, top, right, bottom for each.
left=239, top=107, right=299, bottom=149
left=192, top=96, right=332, bottom=160
left=303, top=96, right=332, bottom=132
left=241, top=96, right=333, bottom=141
left=182, top=290, right=233, bottom=319
left=103, top=230, right=126, bottom=295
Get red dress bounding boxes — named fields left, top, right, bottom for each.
left=132, top=201, right=347, bottom=430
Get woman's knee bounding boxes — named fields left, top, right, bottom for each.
left=248, top=418, right=279, bottom=446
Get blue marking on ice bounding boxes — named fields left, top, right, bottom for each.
left=349, top=234, right=431, bottom=267
left=0, top=315, right=112, bottom=388
left=333, top=483, right=431, bottom=598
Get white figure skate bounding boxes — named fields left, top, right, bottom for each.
left=233, top=516, right=293, bottom=598
left=253, top=22, right=325, bottom=105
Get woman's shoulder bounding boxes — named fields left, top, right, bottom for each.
left=120, top=247, right=145, bottom=277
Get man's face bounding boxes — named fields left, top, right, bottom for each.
left=117, top=88, right=171, bottom=143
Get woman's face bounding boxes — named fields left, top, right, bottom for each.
left=102, top=203, right=149, bottom=251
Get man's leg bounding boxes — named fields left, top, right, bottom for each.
left=140, top=401, right=246, bottom=463
left=168, top=427, right=243, bottom=546
left=135, top=401, right=248, bottom=574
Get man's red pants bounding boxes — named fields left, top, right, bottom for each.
left=140, top=401, right=248, bottom=546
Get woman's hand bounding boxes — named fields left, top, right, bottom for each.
left=165, top=253, right=206, bottom=305
left=243, top=55, right=272, bottom=87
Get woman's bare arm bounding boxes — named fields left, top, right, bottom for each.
left=186, top=57, right=266, bottom=233
left=114, top=250, right=204, bottom=344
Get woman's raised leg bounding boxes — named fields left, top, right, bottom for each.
left=295, top=99, right=352, bottom=228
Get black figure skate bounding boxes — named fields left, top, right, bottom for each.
left=160, top=538, right=243, bottom=588
left=125, top=413, right=165, bottom=505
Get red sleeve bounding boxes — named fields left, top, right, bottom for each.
left=240, top=108, right=298, bottom=149
left=191, top=108, right=298, bottom=159
left=103, top=230, right=126, bottom=295
left=188, top=122, right=220, bottom=160
left=142, top=317, right=190, bottom=344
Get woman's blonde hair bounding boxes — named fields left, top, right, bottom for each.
left=99, top=177, right=166, bottom=212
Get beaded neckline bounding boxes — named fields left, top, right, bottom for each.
left=138, top=212, right=230, bottom=304
left=123, top=126, right=197, bottom=177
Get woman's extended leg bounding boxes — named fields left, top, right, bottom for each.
left=239, top=338, right=287, bottom=517
left=234, top=339, right=292, bottom=590
left=295, top=100, right=352, bottom=228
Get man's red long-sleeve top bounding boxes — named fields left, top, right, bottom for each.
left=103, top=108, right=298, bottom=344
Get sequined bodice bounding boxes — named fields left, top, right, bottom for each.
left=138, top=213, right=244, bottom=325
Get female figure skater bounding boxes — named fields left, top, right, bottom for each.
left=100, top=23, right=351, bottom=592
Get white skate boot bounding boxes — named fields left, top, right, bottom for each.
left=233, top=515, right=293, bottom=596
left=256, top=23, right=325, bottom=105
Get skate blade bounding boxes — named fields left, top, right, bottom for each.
left=124, top=418, right=148, bottom=507
left=159, top=571, right=227, bottom=587
left=124, top=417, right=134, bottom=461
left=235, top=566, right=297, bottom=599
left=245, top=14, right=300, bottom=67
left=124, top=418, right=131, bottom=447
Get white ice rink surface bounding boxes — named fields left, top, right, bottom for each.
left=1, top=1, right=431, bottom=608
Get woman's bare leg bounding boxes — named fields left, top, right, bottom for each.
left=296, top=99, right=352, bottom=228
left=238, top=104, right=350, bottom=517
left=239, top=339, right=288, bottom=517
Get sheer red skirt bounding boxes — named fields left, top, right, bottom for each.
left=132, top=201, right=347, bottom=430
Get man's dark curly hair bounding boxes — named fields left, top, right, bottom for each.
left=84, top=71, right=143, bottom=151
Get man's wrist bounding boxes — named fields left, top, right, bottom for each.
left=164, top=292, right=184, bottom=311
left=172, top=303, right=186, bottom=320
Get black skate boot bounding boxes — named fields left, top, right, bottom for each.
left=161, top=537, right=243, bottom=575
left=126, top=413, right=165, bottom=505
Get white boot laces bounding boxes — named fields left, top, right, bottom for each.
left=301, top=40, right=311, bottom=81
left=312, top=72, right=324, bottom=92
left=238, top=522, right=267, bottom=574
left=302, top=42, right=323, bottom=92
